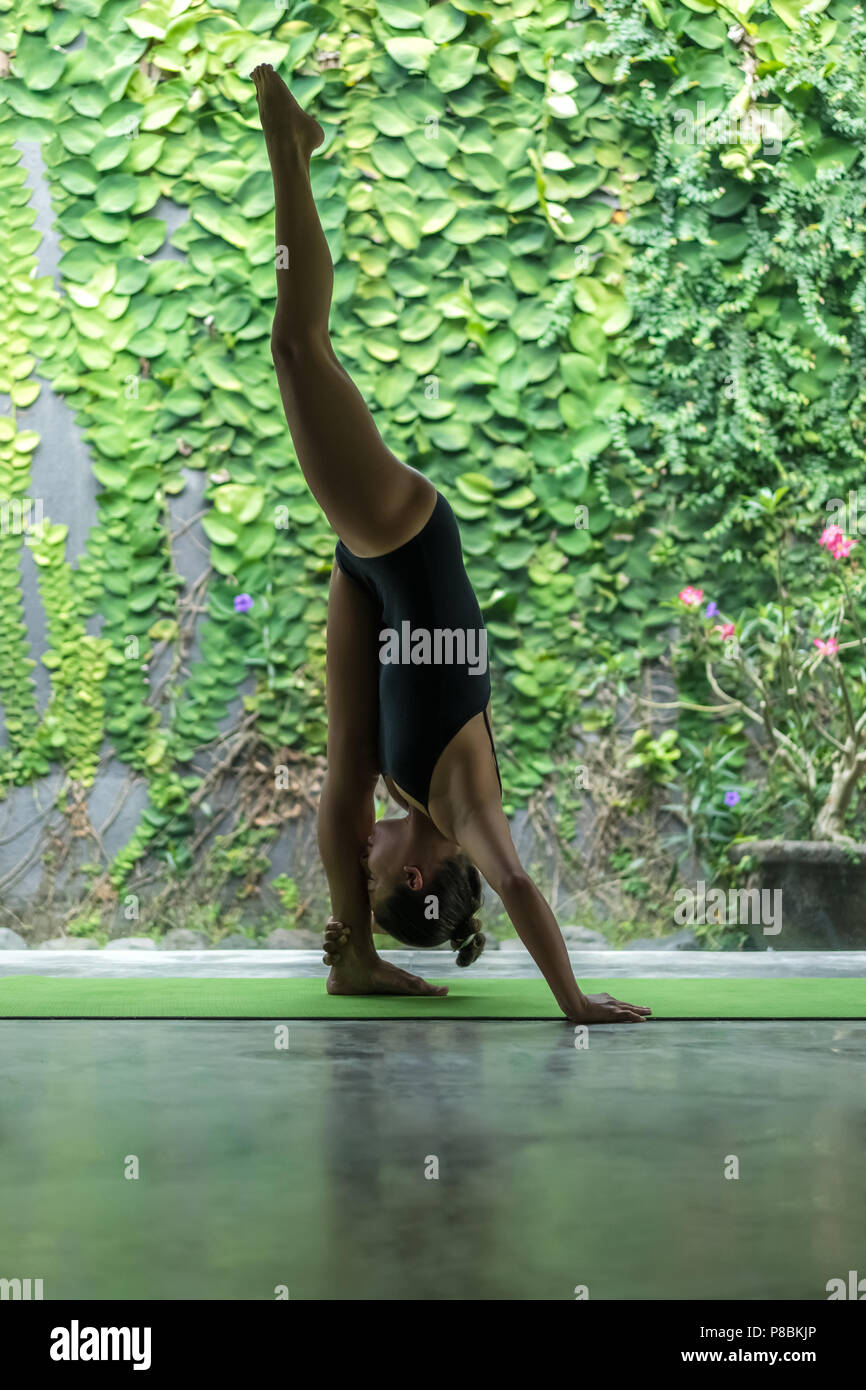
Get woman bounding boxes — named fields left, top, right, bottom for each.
left=252, top=64, right=650, bottom=1025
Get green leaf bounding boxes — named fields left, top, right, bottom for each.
left=235, top=170, right=274, bottom=218
left=370, top=141, right=415, bottom=179
left=127, top=218, right=165, bottom=257
left=92, top=461, right=128, bottom=490
left=374, top=367, right=416, bottom=409
left=461, top=152, right=507, bottom=191
left=193, top=155, right=249, bottom=197
left=57, top=118, right=99, bottom=155
left=95, top=174, right=140, bottom=213
left=202, top=512, right=241, bottom=546
left=11, top=34, right=66, bottom=90
left=80, top=209, right=130, bottom=244
left=10, top=381, right=40, bottom=408
left=141, top=93, right=185, bottom=131
left=499, top=486, right=536, bottom=510
left=213, top=484, right=265, bottom=524
left=428, top=43, right=479, bottom=92
left=571, top=423, right=611, bottom=461
left=770, top=0, right=807, bottom=26
left=378, top=0, right=427, bottom=27
left=382, top=210, right=420, bottom=249
left=237, top=522, right=276, bottom=560
left=124, top=133, right=165, bottom=172
left=812, top=137, right=859, bottom=172
left=422, top=5, right=467, bottom=42
left=200, top=356, right=244, bottom=392
left=682, top=14, right=727, bottom=48
left=128, top=585, right=160, bottom=613
left=427, top=421, right=473, bottom=451
left=456, top=473, right=495, bottom=503
left=399, top=305, right=442, bottom=341
left=56, top=159, right=99, bottom=195
left=641, top=0, right=667, bottom=27
left=709, top=223, right=750, bottom=261
left=126, top=12, right=167, bottom=39
left=90, top=136, right=132, bottom=171
left=384, top=36, right=435, bottom=70
left=442, top=210, right=489, bottom=245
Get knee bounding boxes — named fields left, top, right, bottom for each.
left=270, top=326, right=331, bottom=365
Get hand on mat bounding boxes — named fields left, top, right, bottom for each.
left=566, top=992, right=651, bottom=1024
left=323, top=919, right=448, bottom=998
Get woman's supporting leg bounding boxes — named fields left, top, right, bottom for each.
left=252, top=64, right=435, bottom=557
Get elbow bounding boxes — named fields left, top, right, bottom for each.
left=496, top=867, right=532, bottom=901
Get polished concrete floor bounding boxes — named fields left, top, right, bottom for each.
left=0, top=1013, right=863, bottom=1299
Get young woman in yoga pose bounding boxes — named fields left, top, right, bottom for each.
left=252, top=64, right=651, bottom=1025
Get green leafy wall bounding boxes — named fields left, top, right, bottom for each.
left=0, top=0, right=864, bottom=911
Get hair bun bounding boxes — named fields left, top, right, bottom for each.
left=451, top=917, right=485, bottom=968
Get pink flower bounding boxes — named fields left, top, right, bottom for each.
left=820, top=525, right=857, bottom=560
left=678, top=586, right=704, bottom=607
left=832, top=536, right=857, bottom=559
left=819, top=525, right=844, bottom=550
left=813, top=636, right=839, bottom=657
left=714, top=622, right=736, bottom=639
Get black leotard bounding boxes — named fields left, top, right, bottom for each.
left=334, top=489, right=503, bottom=812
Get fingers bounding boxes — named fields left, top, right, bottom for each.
left=322, top=918, right=349, bottom=966
left=613, top=999, right=652, bottom=1014
left=591, top=991, right=652, bottom=1016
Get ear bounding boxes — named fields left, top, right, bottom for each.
left=403, top=864, right=423, bottom=891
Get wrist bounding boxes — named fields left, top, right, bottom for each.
left=560, top=988, right=587, bottom=1019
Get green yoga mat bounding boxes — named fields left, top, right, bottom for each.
left=0, top=976, right=863, bottom=1019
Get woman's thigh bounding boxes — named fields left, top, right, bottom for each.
left=273, top=337, right=436, bottom=556
left=325, top=563, right=380, bottom=781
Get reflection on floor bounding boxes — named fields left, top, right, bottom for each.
left=0, top=1013, right=862, bottom=1299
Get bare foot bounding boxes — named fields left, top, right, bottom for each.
left=327, top=957, right=449, bottom=999
left=251, top=63, right=324, bottom=156
left=322, top=919, right=448, bottom=998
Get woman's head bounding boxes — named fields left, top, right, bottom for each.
left=362, top=815, right=486, bottom=966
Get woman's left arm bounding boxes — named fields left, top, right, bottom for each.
left=455, top=802, right=651, bottom=1024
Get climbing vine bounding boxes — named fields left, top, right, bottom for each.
left=0, top=0, right=863, bottom=916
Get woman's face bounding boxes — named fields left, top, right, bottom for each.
left=360, top=817, right=415, bottom=922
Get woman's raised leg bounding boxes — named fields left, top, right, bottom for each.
left=252, top=64, right=435, bottom=557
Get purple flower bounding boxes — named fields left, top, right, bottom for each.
left=705, top=601, right=718, bottom=618
left=234, top=593, right=254, bottom=614
left=724, top=789, right=740, bottom=807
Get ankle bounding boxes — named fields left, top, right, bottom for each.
left=265, top=127, right=310, bottom=169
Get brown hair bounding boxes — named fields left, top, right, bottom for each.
left=373, top=854, right=486, bottom=967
